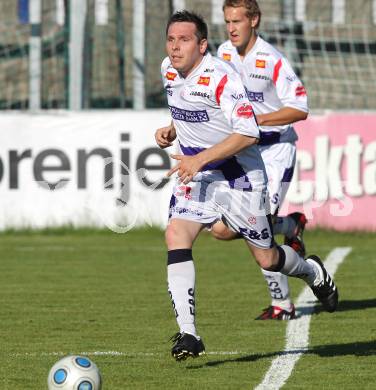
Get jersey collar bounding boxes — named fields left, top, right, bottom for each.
left=185, top=52, right=212, bottom=81
left=230, top=35, right=262, bottom=63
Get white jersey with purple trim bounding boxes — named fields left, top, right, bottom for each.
left=161, top=52, right=267, bottom=191
left=217, top=36, right=308, bottom=146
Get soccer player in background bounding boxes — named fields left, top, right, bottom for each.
left=156, top=10, right=338, bottom=361
left=212, top=0, right=309, bottom=320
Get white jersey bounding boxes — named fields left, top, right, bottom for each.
left=161, top=52, right=267, bottom=191
left=217, top=36, right=308, bottom=146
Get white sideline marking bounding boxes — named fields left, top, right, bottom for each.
left=255, top=247, right=352, bottom=390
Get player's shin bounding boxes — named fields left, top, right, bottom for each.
left=167, top=249, right=197, bottom=337
left=273, top=245, right=317, bottom=285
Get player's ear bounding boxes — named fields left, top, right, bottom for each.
left=251, top=14, right=259, bottom=29
left=199, top=39, right=208, bottom=54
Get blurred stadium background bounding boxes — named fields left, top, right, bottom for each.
left=1, top=0, right=375, bottom=231
left=2, top=0, right=376, bottom=111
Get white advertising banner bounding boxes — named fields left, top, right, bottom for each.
left=0, top=110, right=173, bottom=231
left=1, top=111, right=375, bottom=231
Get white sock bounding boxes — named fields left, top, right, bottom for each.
left=261, top=269, right=292, bottom=311
left=273, top=216, right=296, bottom=237
left=167, top=259, right=197, bottom=336
left=277, top=245, right=318, bottom=285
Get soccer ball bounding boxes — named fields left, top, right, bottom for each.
left=47, top=355, right=102, bottom=390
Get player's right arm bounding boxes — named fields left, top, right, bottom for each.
left=157, top=57, right=178, bottom=149
left=155, top=121, right=176, bottom=148
left=257, top=106, right=307, bottom=126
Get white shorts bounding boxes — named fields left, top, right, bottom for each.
left=259, top=142, right=296, bottom=215
left=168, top=177, right=274, bottom=249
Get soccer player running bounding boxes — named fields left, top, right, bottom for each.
left=212, top=0, right=309, bottom=320
left=156, top=10, right=338, bottom=361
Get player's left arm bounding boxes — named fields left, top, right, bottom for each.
left=167, top=133, right=257, bottom=184
left=167, top=71, right=259, bottom=184
left=257, top=57, right=308, bottom=126
left=203, top=70, right=261, bottom=161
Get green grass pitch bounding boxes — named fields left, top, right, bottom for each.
left=0, top=228, right=375, bottom=389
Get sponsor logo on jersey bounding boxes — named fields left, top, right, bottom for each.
left=190, top=91, right=211, bottom=99
left=286, top=74, right=297, bottom=82
left=236, top=103, right=254, bottom=119
left=231, top=92, right=245, bottom=100
left=249, top=73, right=270, bottom=81
left=169, top=105, right=209, bottom=123
left=246, top=90, right=264, bottom=102
left=256, top=59, right=266, bottom=68
left=203, top=68, right=215, bottom=73
left=295, top=84, right=307, bottom=96
left=197, top=76, right=210, bottom=86
left=256, top=51, right=270, bottom=56
left=222, top=53, right=232, bottom=61
left=165, top=85, right=173, bottom=96
left=166, top=72, right=177, bottom=81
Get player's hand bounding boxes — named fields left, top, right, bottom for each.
left=154, top=124, right=176, bottom=148
left=167, top=154, right=205, bottom=184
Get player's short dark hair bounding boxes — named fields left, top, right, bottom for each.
left=166, top=10, right=208, bottom=43
left=222, top=0, right=262, bottom=29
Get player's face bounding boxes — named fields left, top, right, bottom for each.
left=224, top=6, right=258, bottom=54
left=166, top=22, right=207, bottom=77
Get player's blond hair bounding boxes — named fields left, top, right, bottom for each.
left=222, top=0, right=261, bottom=29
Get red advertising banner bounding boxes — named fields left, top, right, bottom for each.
left=283, top=113, right=376, bottom=231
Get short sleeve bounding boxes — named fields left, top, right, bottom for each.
left=273, top=57, right=309, bottom=113
left=216, top=71, right=260, bottom=139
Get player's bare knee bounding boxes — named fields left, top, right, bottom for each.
left=165, top=223, right=179, bottom=247
left=256, top=256, right=274, bottom=270
left=211, top=222, right=236, bottom=241
left=211, top=227, right=229, bottom=240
